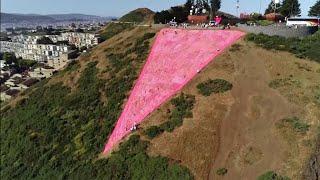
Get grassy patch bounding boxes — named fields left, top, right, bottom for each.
left=269, top=78, right=301, bottom=89
left=246, top=31, right=320, bottom=63
left=257, top=20, right=274, bottom=26
left=216, top=168, right=228, bottom=176
left=295, top=62, right=312, bottom=72
left=100, top=23, right=134, bottom=41
left=257, top=171, right=290, bottom=180
left=276, top=117, right=310, bottom=134
left=61, top=60, right=80, bottom=74
left=243, top=147, right=263, bottom=165
left=197, top=79, right=233, bottom=96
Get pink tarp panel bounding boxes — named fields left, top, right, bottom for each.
left=103, top=28, right=245, bottom=154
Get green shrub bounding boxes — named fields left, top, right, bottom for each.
left=161, top=93, right=195, bottom=132
left=277, top=117, right=310, bottom=134
left=257, top=171, right=290, bottom=180
left=144, top=126, right=164, bottom=138
left=216, top=168, right=228, bottom=176
left=160, top=118, right=182, bottom=132
left=146, top=93, right=195, bottom=136
left=197, top=79, right=233, bottom=96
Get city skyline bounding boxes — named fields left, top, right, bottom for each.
left=1, top=0, right=317, bottom=17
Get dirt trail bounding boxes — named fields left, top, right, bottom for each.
left=209, top=45, right=297, bottom=179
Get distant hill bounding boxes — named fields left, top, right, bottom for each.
left=119, top=8, right=155, bottom=23
left=1, top=13, right=55, bottom=23
left=0, top=12, right=115, bottom=24
left=47, top=14, right=112, bottom=21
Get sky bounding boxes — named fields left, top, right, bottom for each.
left=1, top=0, right=317, bottom=17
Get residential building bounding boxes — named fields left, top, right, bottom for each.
left=0, top=41, right=71, bottom=62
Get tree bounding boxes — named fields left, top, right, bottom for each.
left=171, top=6, right=189, bottom=23
left=280, top=0, right=301, bottom=17
left=309, top=0, right=320, bottom=17
left=3, top=52, right=17, bottom=65
left=36, top=36, right=54, bottom=44
left=265, top=1, right=282, bottom=14
left=154, top=10, right=173, bottom=24
left=154, top=0, right=193, bottom=24
left=15, top=59, right=37, bottom=72
left=185, top=0, right=194, bottom=11
left=210, top=0, right=221, bottom=17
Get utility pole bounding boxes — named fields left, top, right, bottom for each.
left=259, top=0, right=262, bottom=14
left=209, top=0, right=213, bottom=20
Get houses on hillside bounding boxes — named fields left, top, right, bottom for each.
left=0, top=66, right=54, bottom=102
left=0, top=31, right=101, bottom=103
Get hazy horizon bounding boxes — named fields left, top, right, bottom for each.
left=1, top=0, right=317, bottom=17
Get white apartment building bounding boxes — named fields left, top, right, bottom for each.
left=11, top=33, right=99, bottom=48
left=0, top=41, right=71, bottom=62
left=60, top=32, right=100, bottom=48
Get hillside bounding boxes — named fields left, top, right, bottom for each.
left=141, top=39, right=320, bottom=179
left=1, top=9, right=320, bottom=180
left=0, top=13, right=55, bottom=23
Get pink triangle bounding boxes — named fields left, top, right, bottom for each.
left=103, top=28, right=245, bottom=154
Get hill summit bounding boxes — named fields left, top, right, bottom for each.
left=119, top=8, right=155, bottom=23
